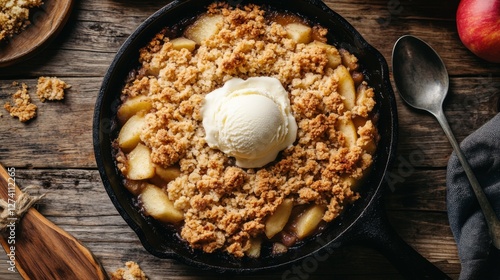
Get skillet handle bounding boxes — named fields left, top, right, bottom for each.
left=350, top=198, right=452, bottom=280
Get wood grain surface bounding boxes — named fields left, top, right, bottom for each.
left=0, top=165, right=108, bottom=280
left=0, top=0, right=499, bottom=279
left=0, top=0, right=74, bottom=67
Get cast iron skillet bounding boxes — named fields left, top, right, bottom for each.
left=93, top=0, right=450, bottom=278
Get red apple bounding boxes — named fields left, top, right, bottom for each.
left=456, top=0, right=500, bottom=63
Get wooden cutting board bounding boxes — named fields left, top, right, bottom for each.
left=0, top=164, right=108, bottom=279
left=0, top=0, right=74, bottom=67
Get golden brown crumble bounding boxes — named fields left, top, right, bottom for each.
left=3, top=83, right=37, bottom=122
left=110, top=261, right=147, bottom=280
left=118, top=3, right=377, bottom=257
left=0, top=0, right=44, bottom=42
left=36, top=76, right=71, bottom=102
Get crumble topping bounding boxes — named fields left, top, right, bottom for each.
left=110, top=261, right=147, bottom=280
left=3, top=82, right=37, bottom=122
left=0, top=0, right=44, bottom=42
left=118, top=3, right=377, bottom=257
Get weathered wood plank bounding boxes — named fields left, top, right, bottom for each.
left=0, top=0, right=499, bottom=78
left=0, top=77, right=98, bottom=168
left=385, top=168, right=448, bottom=211
left=395, top=77, right=500, bottom=169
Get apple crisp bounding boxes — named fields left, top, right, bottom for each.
left=0, top=0, right=44, bottom=42
left=115, top=3, right=377, bottom=258
left=3, top=82, right=37, bottom=122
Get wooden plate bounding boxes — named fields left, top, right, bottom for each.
left=0, top=0, right=74, bottom=67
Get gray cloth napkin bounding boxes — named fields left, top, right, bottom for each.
left=447, top=113, right=500, bottom=280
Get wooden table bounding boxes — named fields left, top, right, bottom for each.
left=0, top=0, right=499, bottom=279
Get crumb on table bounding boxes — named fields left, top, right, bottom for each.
left=110, top=261, right=148, bottom=280
left=36, top=76, right=71, bottom=102
left=3, top=83, right=37, bottom=122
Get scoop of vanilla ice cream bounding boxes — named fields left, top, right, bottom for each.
left=202, top=77, right=297, bottom=168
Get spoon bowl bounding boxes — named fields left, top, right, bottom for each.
left=392, top=35, right=500, bottom=249
left=392, top=35, right=449, bottom=114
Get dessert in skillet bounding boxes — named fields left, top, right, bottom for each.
left=114, top=2, right=378, bottom=258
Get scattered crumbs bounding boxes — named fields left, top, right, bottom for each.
left=110, top=261, right=148, bottom=280
left=3, top=83, right=37, bottom=122
left=36, top=76, right=71, bottom=102
left=0, top=0, right=44, bottom=42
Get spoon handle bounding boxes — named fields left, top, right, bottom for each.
left=434, top=110, right=500, bottom=249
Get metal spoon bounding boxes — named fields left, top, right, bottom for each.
left=392, top=35, right=500, bottom=249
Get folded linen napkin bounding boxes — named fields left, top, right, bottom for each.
left=447, top=113, right=500, bottom=280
